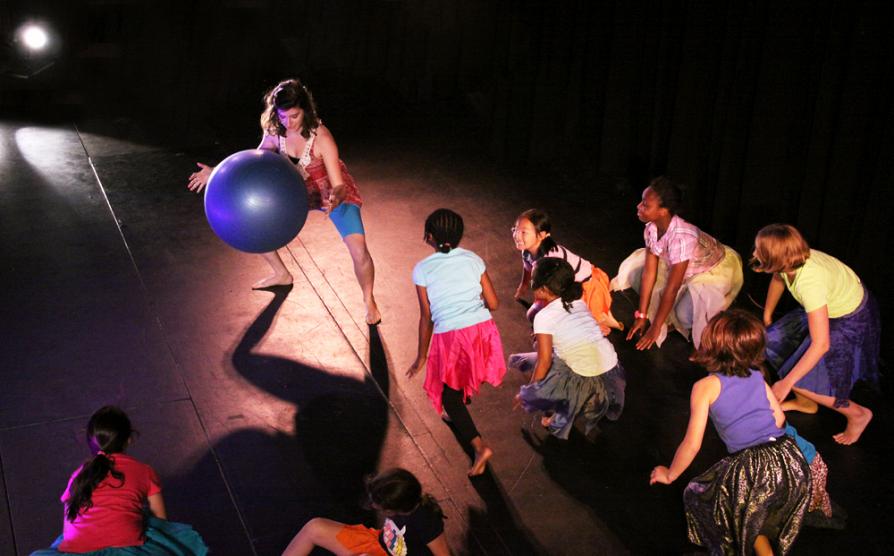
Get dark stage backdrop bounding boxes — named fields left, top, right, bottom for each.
left=4, top=0, right=892, bottom=354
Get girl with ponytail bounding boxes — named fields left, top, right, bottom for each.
left=33, top=406, right=207, bottom=555
left=510, top=258, right=626, bottom=440
left=407, top=209, right=506, bottom=476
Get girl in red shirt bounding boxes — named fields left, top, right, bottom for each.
left=32, top=406, right=207, bottom=555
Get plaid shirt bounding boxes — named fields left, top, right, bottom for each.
left=644, top=215, right=724, bottom=279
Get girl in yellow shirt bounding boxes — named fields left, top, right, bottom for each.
left=752, top=224, right=880, bottom=445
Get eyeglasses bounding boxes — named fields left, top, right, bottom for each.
left=511, top=227, right=534, bottom=236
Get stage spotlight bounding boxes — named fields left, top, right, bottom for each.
left=18, top=24, right=50, bottom=52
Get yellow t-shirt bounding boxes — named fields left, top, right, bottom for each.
left=782, top=250, right=864, bottom=318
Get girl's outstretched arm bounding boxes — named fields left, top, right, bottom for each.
left=763, top=273, right=786, bottom=326
left=771, top=306, right=830, bottom=402
left=627, top=251, right=660, bottom=340
left=148, top=493, right=167, bottom=520
left=480, top=271, right=499, bottom=311
left=636, top=259, right=688, bottom=350
left=650, top=375, right=718, bottom=485
left=407, top=285, right=434, bottom=378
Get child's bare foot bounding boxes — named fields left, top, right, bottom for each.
left=597, top=311, right=625, bottom=332
left=252, top=272, right=293, bottom=289
left=468, top=447, right=493, bottom=477
left=365, top=299, right=382, bottom=325
left=833, top=407, right=872, bottom=445
left=781, top=396, right=819, bottom=414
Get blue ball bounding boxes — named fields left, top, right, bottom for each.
left=204, top=149, right=309, bottom=253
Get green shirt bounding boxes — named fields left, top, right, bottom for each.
left=782, top=249, right=863, bottom=318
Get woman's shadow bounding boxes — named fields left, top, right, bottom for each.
left=170, top=287, right=391, bottom=554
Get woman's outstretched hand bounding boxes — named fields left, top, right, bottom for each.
left=187, top=162, right=213, bottom=193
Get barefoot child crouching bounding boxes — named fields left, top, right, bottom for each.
left=510, top=257, right=626, bottom=440
left=32, top=407, right=207, bottom=556
left=511, top=209, right=622, bottom=334
left=406, top=209, right=507, bottom=477
left=650, top=310, right=809, bottom=556
left=752, top=223, right=880, bottom=445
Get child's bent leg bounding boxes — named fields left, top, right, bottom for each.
left=281, top=517, right=353, bottom=556
left=780, top=391, right=818, bottom=414
left=792, top=387, right=872, bottom=445
left=342, top=233, right=381, bottom=325
left=254, top=251, right=293, bottom=289
left=442, top=386, right=492, bottom=476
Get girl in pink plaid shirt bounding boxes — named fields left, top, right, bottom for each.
left=612, top=177, right=743, bottom=350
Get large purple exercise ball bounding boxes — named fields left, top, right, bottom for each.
left=204, top=149, right=308, bottom=253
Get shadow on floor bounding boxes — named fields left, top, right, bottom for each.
left=168, top=287, right=391, bottom=553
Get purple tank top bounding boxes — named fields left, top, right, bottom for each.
left=709, top=370, right=784, bottom=453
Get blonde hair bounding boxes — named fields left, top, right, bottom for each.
left=751, top=223, right=810, bottom=273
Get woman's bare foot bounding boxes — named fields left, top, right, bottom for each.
left=468, top=446, right=493, bottom=477
left=781, top=394, right=818, bottom=414
left=365, top=298, right=382, bottom=325
left=833, top=407, right=872, bottom=445
left=252, top=272, right=293, bottom=289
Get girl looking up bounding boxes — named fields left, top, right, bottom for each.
left=613, top=177, right=743, bottom=350
left=512, top=208, right=621, bottom=334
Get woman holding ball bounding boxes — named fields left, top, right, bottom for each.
left=188, top=78, right=381, bottom=325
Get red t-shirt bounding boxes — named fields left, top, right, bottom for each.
left=59, top=454, right=161, bottom=553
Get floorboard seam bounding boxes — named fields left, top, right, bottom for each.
left=0, top=446, right=19, bottom=556
left=507, top=453, right=537, bottom=496
left=0, top=399, right=193, bottom=433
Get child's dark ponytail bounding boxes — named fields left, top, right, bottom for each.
left=424, top=209, right=464, bottom=254
left=66, top=406, right=132, bottom=522
left=531, top=257, right=581, bottom=312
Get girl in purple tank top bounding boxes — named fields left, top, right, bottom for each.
left=650, top=310, right=809, bottom=556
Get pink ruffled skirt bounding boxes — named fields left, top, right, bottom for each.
left=424, top=319, right=506, bottom=414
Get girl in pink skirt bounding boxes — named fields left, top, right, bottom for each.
left=406, top=208, right=507, bottom=476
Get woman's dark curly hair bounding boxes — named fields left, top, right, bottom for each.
left=260, top=78, right=320, bottom=139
